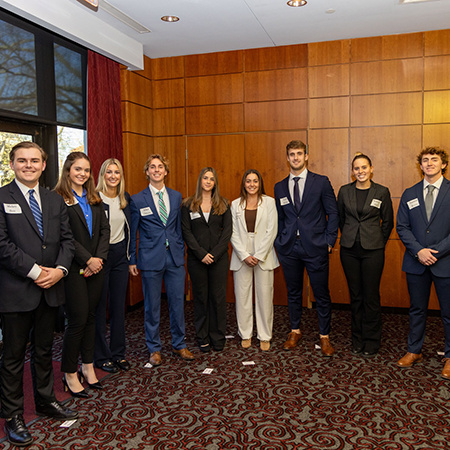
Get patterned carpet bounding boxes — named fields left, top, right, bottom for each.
left=2, top=301, right=450, bottom=449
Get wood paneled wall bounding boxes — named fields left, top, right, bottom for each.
left=120, top=29, right=450, bottom=309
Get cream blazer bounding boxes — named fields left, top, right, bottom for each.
left=230, top=195, right=279, bottom=271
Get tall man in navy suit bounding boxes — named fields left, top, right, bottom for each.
left=397, top=147, right=450, bottom=379
left=0, top=142, right=77, bottom=447
left=129, top=154, right=194, bottom=367
left=274, top=140, right=339, bottom=356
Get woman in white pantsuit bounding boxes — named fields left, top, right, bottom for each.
left=230, top=169, right=279, bottom=351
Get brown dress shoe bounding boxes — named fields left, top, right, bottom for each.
left=149, top=351, right=162, bottom=366
left=260, top=341, right=270, bottom=351
left=173, top=348, right=195, bottom=361
left=283, top=331, right=301, bottom=350
left=441, top=359, right=450, bottom=379
left=241, top=339, right=252, bottom=349
left=320, top=336, right=335, bottom=357
left=397, top=352, right=423, bottom=367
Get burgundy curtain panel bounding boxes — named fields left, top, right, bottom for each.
left=87, top=50, right=123, bottom=180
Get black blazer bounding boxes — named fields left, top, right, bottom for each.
left=0, top=181, right=74, bottom=312
left=181, top=201, right=232, bottom=263
left=65, top=200, right=110, bottom=272
left=337, top=180, right=393, bottom=250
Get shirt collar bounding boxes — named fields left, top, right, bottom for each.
left=15, top=179, right=40, bottom=198
left=290, top=169, right=308, bottom=181
left=423, top=176, right=443, bottom=191
left=149, top=183, right=165, bottom=196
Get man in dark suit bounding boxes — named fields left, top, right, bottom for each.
left=0, top=142, right=77, bottom=446
left=274, top=140, right=339, bottom=356
left=397, top=147, right=450, bottom=379
left=129, top=154, right=194, bottom=367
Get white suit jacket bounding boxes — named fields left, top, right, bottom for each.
left=230, top=195, right=279, bottom=271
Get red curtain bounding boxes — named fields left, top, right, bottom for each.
left=87, top=50, right=123, bottom=180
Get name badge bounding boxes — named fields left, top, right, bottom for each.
left=280, top=197, right=290, bottom=206
left=407, top=198, right=420, bottom=210
left=140, top=207, right=153, bottom=216
left=4, top=204, right=22, bottom=214
left=190, top=212, right=201, bottom=220
left=370, top=199, right=382, bottom=209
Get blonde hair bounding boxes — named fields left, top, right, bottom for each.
left=96, top=158, right=128, bottom=209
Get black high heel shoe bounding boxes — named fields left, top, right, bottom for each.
left=62, top=375, right=90, bottom=399
left=78, top=368, right=103, bottom=390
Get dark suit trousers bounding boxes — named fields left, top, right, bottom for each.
left=278, top=239, right=332, bottom=335
left=0, top=297, right=58, bottom=418
left=340, top=242, right=385, bottom=352
left=61, top=270, right=104, bottom=373
left=94, top=240, right=129, bottom=365
left=406, top=270, right=450, bottom=357
left=187, top=253, right=228, bottom=350
left=141, top=250, right=186, bottom=353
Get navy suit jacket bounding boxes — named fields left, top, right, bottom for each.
left=130, top=186, right=185, bottom=270
left=397, top=177, right=450, bottom=276
left=0, top=181, right=74, bottom=313
left=274, top=171, right=338, bottom=256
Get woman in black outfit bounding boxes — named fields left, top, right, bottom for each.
left=181, top=167, right=232, bottom=352
left=55, top=152, right=110, bottom=397
left=94, top=158, right=131, bottom=373
left=337, top=153, right=393, bottom=357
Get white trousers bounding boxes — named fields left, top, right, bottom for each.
left=233, top=234, right=274, bottom=341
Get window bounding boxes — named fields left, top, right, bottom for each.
left=0, top=9, right=87, bottom=187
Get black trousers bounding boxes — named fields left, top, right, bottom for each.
left=340, top=242, right=385, bottom=352
left=0, top=297, right=58, bottom=418
left=61, top=270, right=104, bottom=373
left=95, top=240, right=129, bottom=366
left=187, top=253, right=228, bottom=350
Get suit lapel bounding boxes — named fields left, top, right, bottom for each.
left=39, top=187, right=50, bottom=239
left=144, top=187, right=161, bottom=224
left=254, top=197, right=264, bottom=230
left=298, top=172, right=312, bottom=213
left=347, top=183, right=358, bottom=219
left=416, top=182, right=428, bottom=224
left=239, top=202, right=249, bottom=233
left=360, top=182, right=376, bottom=219
left=429, top=178, right=450, bottom=224
left=10, top=182, right=42, bottom=239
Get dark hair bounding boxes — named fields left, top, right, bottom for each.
left=286, top=140, right=307, bottom=155
left=352, top=153, right=372, bottom=169
left=54, top=152, right=101, bottom=205
left=183, top=167, right=228, bottom=215
left=417, top=147, right=448, bottom=175
left=239, top=169, right=266, bottom=206
left=10, top=141, right=47, bottom=162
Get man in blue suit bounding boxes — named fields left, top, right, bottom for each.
left=397, top=147, right=450, bottom=379
left=129, top=154, right=194, bottom=366
left=274, top=140, right=339, bottom=356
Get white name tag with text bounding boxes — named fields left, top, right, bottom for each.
left=370, top=199, right=382, bottom=209
left=407, top=198, right=420, bottom=210
left=280, top=197, right=290, bottom=206
left=190, top=212, right=201, bottom=220
left=4, top=204, right=22, bottom=214
left=140, top=207, right=153, bottom=216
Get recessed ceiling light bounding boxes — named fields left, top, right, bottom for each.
left=287, top=0, right=307, bottom=7
left=326, top=8, right=336, bottom=14
left=161, top=15, right=180, bottom=22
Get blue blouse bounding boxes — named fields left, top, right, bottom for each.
left=73, top=189, right=93, bottom=236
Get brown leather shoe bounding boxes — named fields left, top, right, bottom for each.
left=260, top=340, right=270, bottom=351
left=241, top=339, right=252, bottom=349
left=441, top=359, right=450, bottom=379
left=397, top=352, right=423, bottom=367
left=173, top=348, right=194, bottom=361
left=283, top=331, right=301, bottom=350
left=320, top=336, right=335, bottom=357
left=149, top=351, right=162, bottom=366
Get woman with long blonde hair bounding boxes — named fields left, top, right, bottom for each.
left=94, top=158, right=131, bottom=373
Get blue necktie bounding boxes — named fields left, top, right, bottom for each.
left=29, top=189, right=43, bottom=237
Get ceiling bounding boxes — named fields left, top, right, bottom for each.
left=1, top=0, right=450, bottom=69
left=94, top=0, right=450, bottom=59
